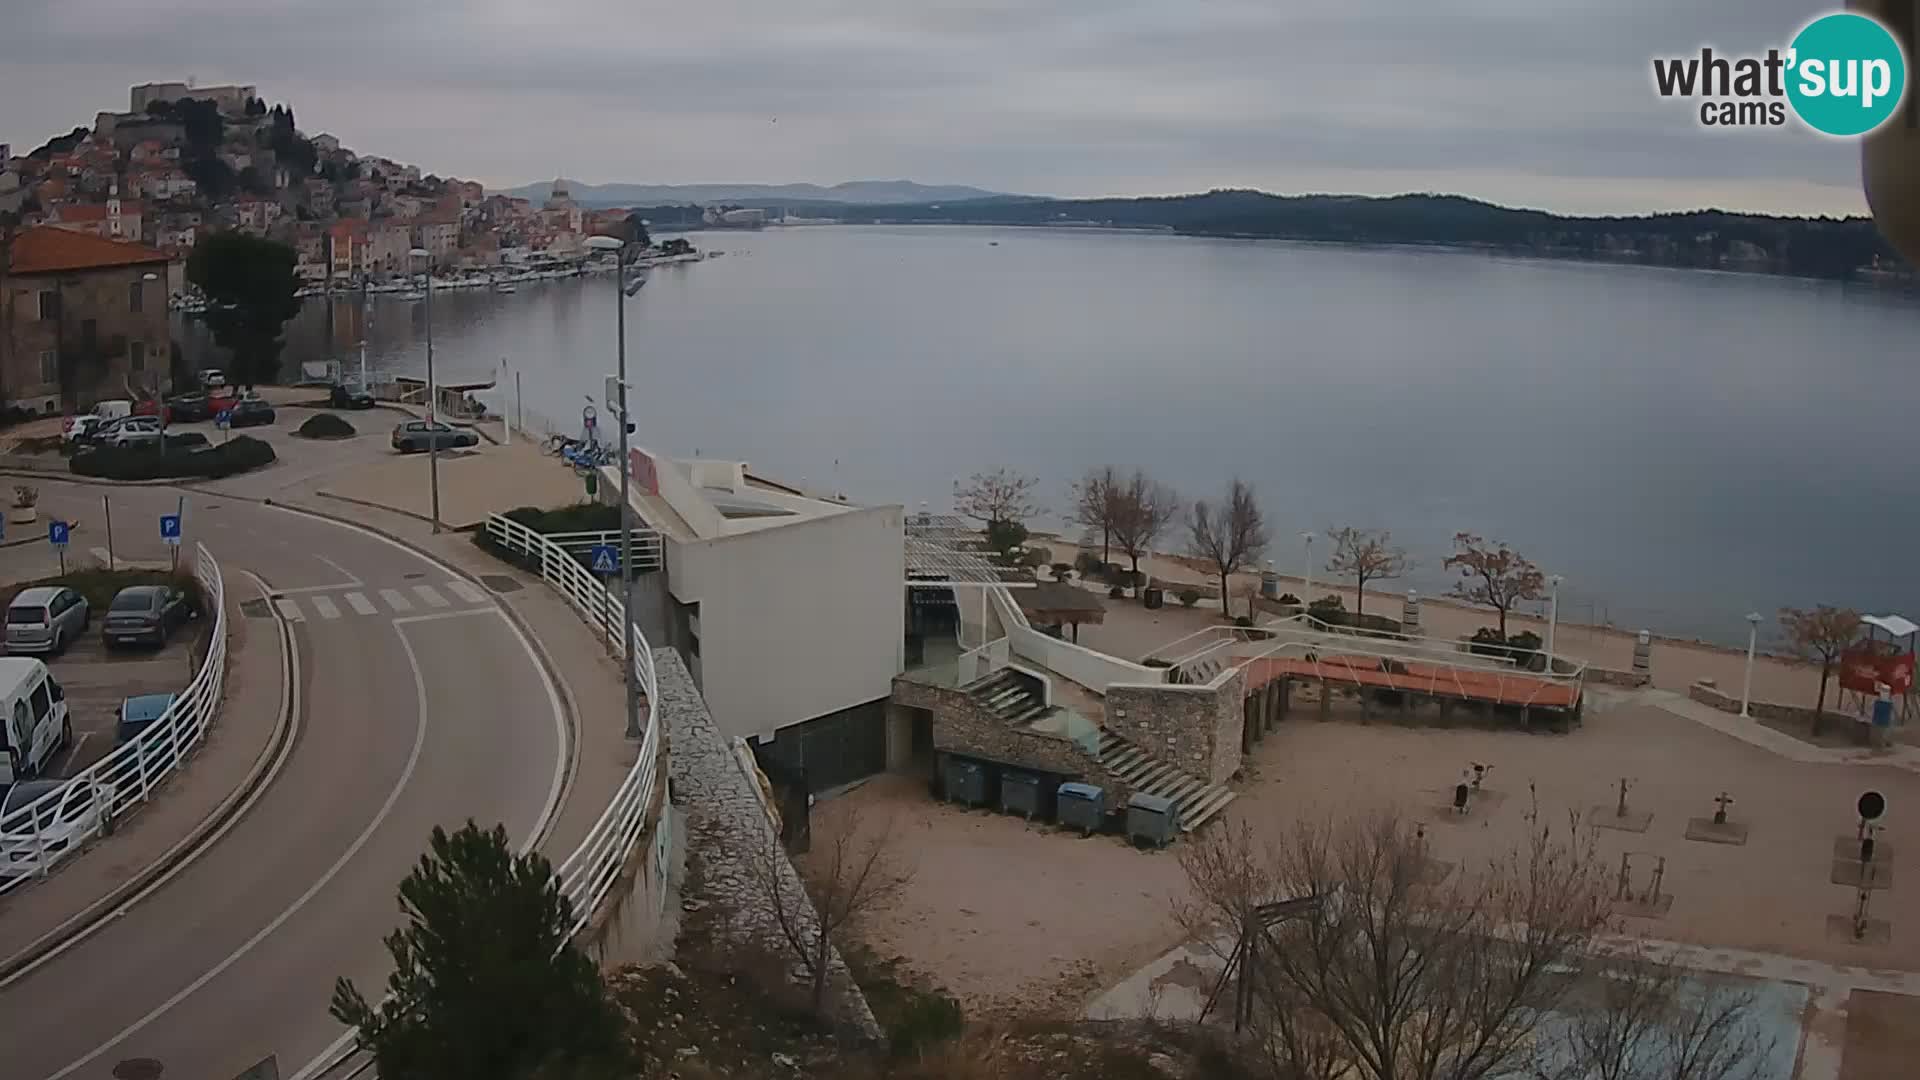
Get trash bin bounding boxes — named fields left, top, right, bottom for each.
left=1144, top=587, right=1164, bottom=610
left=1127, top=792, right=1181, bottom=848
left=1000, top=771, right=1042, bottom=819
left=945, top=757, right=990, bottom=808
left=1057, top=781, right=1105, bottom=835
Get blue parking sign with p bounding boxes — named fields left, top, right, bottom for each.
left=589, top=544, right=618, bottom=574
left=48, top=520, right=69, bottom=547
left=160, top=514, right=182, bottom=545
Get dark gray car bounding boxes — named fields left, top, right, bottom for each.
left=391, top=420, right=479, bottom=453
left=102, top=585, right=192, bottom=649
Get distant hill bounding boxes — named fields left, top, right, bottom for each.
left=497, top=179, right=1017, bottom=207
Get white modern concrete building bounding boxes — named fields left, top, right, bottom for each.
left=603, top=448, right=905, bottom=789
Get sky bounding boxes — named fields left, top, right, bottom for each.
left=0, top=0, right=1877, bottom=217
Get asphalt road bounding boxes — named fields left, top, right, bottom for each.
left=0, top=482, right=568, bottom=1080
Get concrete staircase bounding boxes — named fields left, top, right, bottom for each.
left=1095, top=730, right=1238, bottom=831
left=967, top=670, right=1052, bottom=725
left=1172, top=655, right=1227, bottom=685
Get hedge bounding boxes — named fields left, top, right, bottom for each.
left=295, top=413, right=356, bottom=439
left=71, top=435, right=275, bottom=481
left=471, top=502, right=652, bottom=575
left=0, top=568, right=205, bottom=620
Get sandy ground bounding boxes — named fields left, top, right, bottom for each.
left=820, top=693, right=1919, bottom=1019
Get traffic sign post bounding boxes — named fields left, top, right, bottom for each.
left=216, top=409, right=232, bottom=442
left=589, top=544, right=619, bottom=576
left=48, top=519, right=69, bottom=575
left=161, top=512, right=182, bottom=571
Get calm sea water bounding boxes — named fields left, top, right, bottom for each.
left=191, top=225, right=1920, bottom=645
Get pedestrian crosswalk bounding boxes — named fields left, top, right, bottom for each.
left=271, top=581, right=494, bottom=622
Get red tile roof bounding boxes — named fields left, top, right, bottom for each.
left=6, top=225, right=171, bottom=275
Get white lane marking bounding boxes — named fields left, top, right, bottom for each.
left=445, top=579, right=487, bottom=605
left=392, top=608, right=498, bottom=627
left=264, top=505, right=572, bottom=1080
left=411, top=584, right=449, bottom=609
left=273, top=598, right=304, bottom=622
left=90, top=546, right=112, bottom=567
left=343, top=592, right=377, bottom=616
left=309, top=595, right=340, bottom=620
left=47, top=606, right=427, bottom=1080
left=60, top=731, right=93, bottom=771
left=313, top=554, right=362, bottom=586
left=271, top=583, right=362, bottom=596
left=378, top=588, right=412, bottom=613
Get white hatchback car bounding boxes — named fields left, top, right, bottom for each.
left=0, top=778, right=116, bottom=878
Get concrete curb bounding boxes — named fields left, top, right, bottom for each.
left=0, top=571, right=297, bottom=984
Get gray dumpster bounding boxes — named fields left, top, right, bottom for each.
left=1000, top=770, right=1043, bottom=819
left=1127, top=792, right=1181, bottom=848
left=945, top=757, right=990, bottom=808
left=1057, top=781, right=1105, bottom=835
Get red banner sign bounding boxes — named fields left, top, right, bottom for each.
left=628, top=448, right=659, bottom=497
left=1840, top=645, right=1916, bottom=695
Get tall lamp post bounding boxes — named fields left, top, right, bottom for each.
left=1545, top=574, right=1563, bottom=671
left=585, top=233, right=648, bottom=740
left=1740, top=612, right=1763, bottom=718
left=408, top=249, right=441, bottom=533
left=1300, top=532, right=1315, bottom=603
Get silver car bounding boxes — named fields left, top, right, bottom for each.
left=5, top=587, right=90, bottom=656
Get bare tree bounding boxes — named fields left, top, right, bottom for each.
left=1444, top=533, right=1546, bottom=639
left=1324, top=527, right=1410, bottom=623
left=742, top=801, right=913, bottom=1016
left=1777, top=605, right=1862, bottom=735
left=1535, top=948, right=1771, bottom=1080
left=1070, top=465, right=1122, bottom=567
left=1110, top=469, right=1179, bottom=588
left=1179, top=809, right=1615, bottom=1080
left=953, top=467, right=1040, bottom=529
left=1189, top=478, right=1269, bottom=620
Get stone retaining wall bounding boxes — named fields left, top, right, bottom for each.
left=1589, top=667, right=1651, bottom=688
left=663, top=650, right=882, bottom=1040
left=1106, top=669, right=1245, bottom=785
left=1688, top=679, right=1823, bottom=727
left=893, top=675, right=1146, bottom=806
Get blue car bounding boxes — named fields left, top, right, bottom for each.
left=116, top=693, right=178, bottom=747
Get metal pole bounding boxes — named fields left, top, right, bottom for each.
left=103, top=495, right=114, bottom=571
left=425, top=264, right=440, bottom=533
left=1301, top=532, right=1314, bottom=602
left=1546, top=575, right=1562, bottom=670
left=1740, top=613, right=1761, bottom=718
left=502, top=359, right=511, bottom=446
left=617, top=243, right=639, bottom=740
left=516, top=370, right=524, bottom=442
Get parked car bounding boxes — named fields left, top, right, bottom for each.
left=61, top=399, right=133, bottom=444
left=166, top=392, right=212, bottom=423
left=227, top=398, right=276, bottom=428
left=392, top=420, right=480, bottom=453
left=102, top=585, right=192, bottom=649
left=0, top=778, right=117, bottom=879
left=198, top=369, right=228, bottom=391
left=330, top=383, right=376, bottom=409
left=4, top=587, right=89, bottom=656
left=116, top=692, right=178, bottom=747
left=0, top=658, right=70, bottom=784
left=105, top=416, right=164, bottom=448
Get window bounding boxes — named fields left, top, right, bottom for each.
left=130, top=341, right=146, bottom=371
left=81, top=319, right=97, bottom=348
left=129, top=280, right=144, bottom=313
left=29, top=680, right=51, bottom=722
left=39, top=351, right=57, bottom=384
left=38, top=290, right=60, bottom=321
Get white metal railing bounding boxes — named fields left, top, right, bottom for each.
left=955, top=636, right=1010, bottom=685
left=481, top=512, right=661, bottom=936
left=1224, top=630, right=1588, bottom=710
left=540, top=529, right=664, bottom=573
left=0, top=543, right=227, bottom=892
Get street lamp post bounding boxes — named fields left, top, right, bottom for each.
left=1741, top=612, right=1763, bottom=718
left=1545, top=574, right=1563, bottom=671
left=1300, top=532, right=1315, bottom=603
left=409, top=249, right=441, bottom=533
left=586, top=233, right=647, bottom=740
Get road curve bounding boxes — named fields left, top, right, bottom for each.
left=0, top=488, right=568, bottom=1080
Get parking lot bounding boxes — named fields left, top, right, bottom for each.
left=34, top=625, right=205, bottom=779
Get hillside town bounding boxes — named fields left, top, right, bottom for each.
left=0, top=81, right=657, bottom=288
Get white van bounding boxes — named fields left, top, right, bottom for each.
left=0, top=658, right=70, bottom=785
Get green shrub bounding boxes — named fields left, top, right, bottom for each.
left=886, top=989, right=966, bottom=1058
left=1108, top=585, right=1125, bottom=599
left=0, top=568, right=204, bottom=619
left=295, top=413, right=356, bottom=439
left=70, top=435, right=275, bottom=481
left=1050, top=562, right=1074, bottom=582
left=1073, top=551, right=1102, bottom=577
left=1178, top=588, right=1201, bottom=607
left=472, top=502, right=653, bottom=576
left=1234, top=615, right=1254, bottom=628
left=1276, top=592, right=1301, bottom=605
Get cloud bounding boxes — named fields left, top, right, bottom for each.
left=0, top=0, right=1869, bottom=214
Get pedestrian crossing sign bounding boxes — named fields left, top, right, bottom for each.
left=589, top=544, right=619, bottom=574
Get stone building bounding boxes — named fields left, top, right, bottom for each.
left=1, top=226, right=174, bottom=413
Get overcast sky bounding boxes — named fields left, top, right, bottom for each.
left=0, top=0, right=1873, bottom=216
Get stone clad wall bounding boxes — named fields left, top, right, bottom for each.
left=892, top=676, right=1141, bottom=805
left=1105, top=667, right=1246, bottom=786
left=1688, top=679, right=1827, bottom=727
left=663, top=650, right=882, bottom=1040
left=1589, top=667, right=1651, bottom=688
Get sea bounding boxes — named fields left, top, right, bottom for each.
left=176, top=224, right=1920, bottom=646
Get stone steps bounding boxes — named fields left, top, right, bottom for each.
left=1095, top=730, right=1237, bottom=831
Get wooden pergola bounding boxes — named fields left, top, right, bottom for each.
left=1017, top=582, right=1106, bottom=643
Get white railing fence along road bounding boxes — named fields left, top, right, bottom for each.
left=482, top=512, right=662, bottom=937
left=0, top=543, right=227, bottom=893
